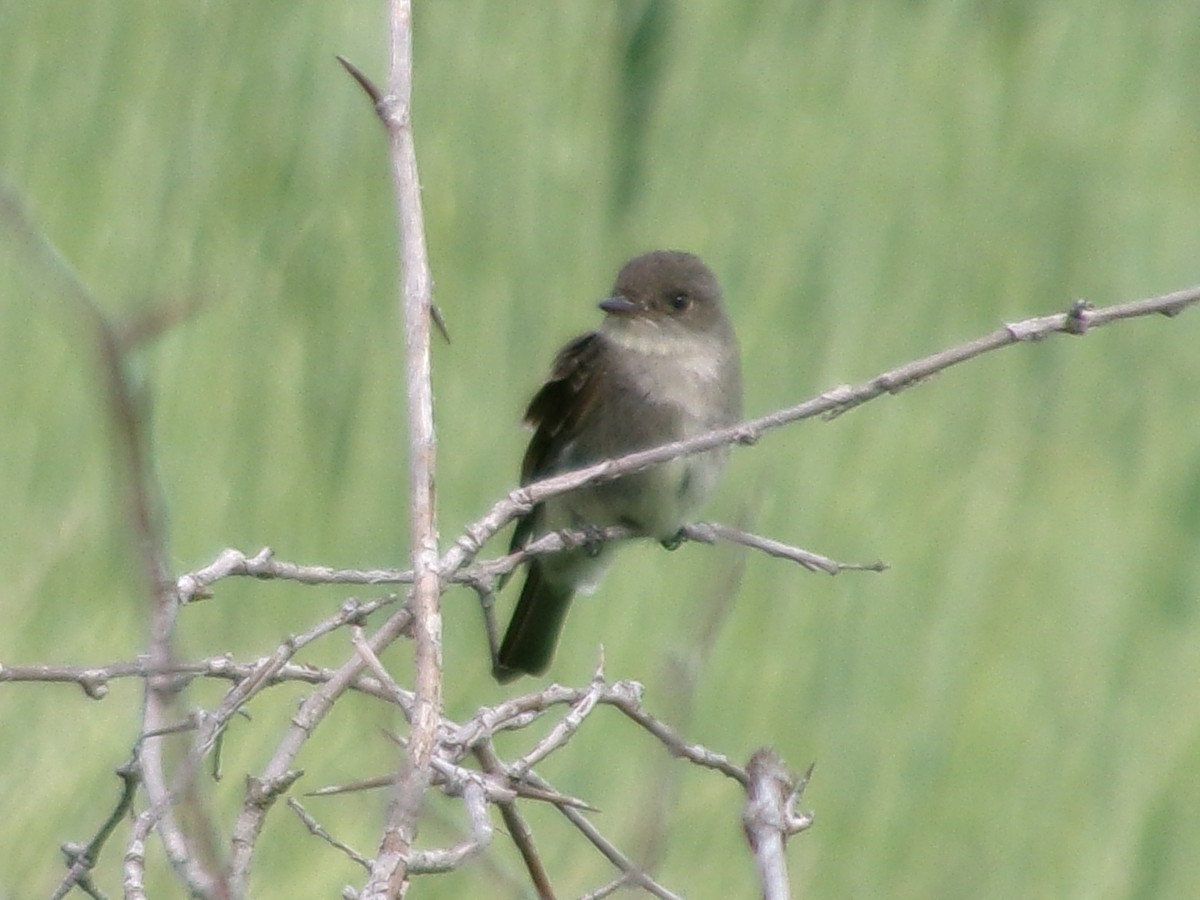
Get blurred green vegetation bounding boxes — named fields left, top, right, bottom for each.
left=3, top=1, right=1200, bottom=897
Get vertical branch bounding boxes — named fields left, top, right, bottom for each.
left=0, top=178, right=220, bottom=896
left=361, top=0, right=443, bottom=896
left=742, top=749, right=814, bottom=900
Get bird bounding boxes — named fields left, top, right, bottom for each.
left=493, top=250, right=743, bottom=682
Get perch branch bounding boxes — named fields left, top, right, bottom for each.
left=441, top=285, right=1200, bottom=576
left=167, top=518, right=880, bottom=612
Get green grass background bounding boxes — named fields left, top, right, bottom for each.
left=3, top=2, right=1200, bottom=897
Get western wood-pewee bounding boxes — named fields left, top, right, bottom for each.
left=493, top=250, right=743, bottom=682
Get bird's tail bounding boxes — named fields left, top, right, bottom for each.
left=493, top=561, right=575, bottom=683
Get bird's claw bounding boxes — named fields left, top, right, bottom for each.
left=582, top=523, right=606, bottom=558
left=660, top=528, right=687, bottom=551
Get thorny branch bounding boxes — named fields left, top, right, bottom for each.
left=743, top=750, right=815, bottom=900
left=168, top=516, right=874, bottom=609
left=9, top=191, right=1200, bottom=894
left=441, top=289, right=1200, bottom=580
left=338, top=4, right=445, bottom=898
left=6, top=12, right=1200, bottom=900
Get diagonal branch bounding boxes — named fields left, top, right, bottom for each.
left=226, top=603, right=417, bottom=893
left=441, top=286, right=1200, bottom=576
left=170, top=282, right=1200, bottom=622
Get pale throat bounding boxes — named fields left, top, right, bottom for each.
left=602, top=319, right=726, bottom=383
left=602, top=319, right=729, bottom=425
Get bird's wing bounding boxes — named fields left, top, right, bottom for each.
left=506, top=331, right=607, bottom=558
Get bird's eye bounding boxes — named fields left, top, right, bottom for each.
left=669, top=292, right=691, bottom=312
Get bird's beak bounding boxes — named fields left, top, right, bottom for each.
left=598, top=294, right=641, bottom=316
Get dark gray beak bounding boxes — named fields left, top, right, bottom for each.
left=598, top=295, right=641, bottom=315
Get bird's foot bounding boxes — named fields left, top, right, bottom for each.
left=660, top=528, right=688, bottom=551
left=580, top=523, right=607, bottom=558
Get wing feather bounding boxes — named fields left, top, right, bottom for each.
left=506, top=332, right=606, bottom=560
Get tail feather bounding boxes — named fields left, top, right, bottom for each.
left=494, top=561, right=575, bottom=683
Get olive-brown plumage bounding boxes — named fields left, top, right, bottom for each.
left=494, top=251, right=742, bottom=682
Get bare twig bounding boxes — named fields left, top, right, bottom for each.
left=138, top=596, right=414, bottom=896
left=226, top=603, right=417, bottom=893
left=315, top=739, right=497, bottom=879
left=579, top=876, right=630, bottom=899
left=473, top=742, right=557, bottom=899
left=601, top=683, right=751, bottom=786
left=52, top=756, right=141, bottom=900
left=742, top=750, right=814, bottom=900
left=406, top=780, right=493, bottom=874
left=510, top=664, right=608, bottom=777
left=441, top=285, right=1200, bottom=578
left=169, top=516, right=876, bottom=608
left=352, top=627, right=414, bottom=711
left=288, top=798, right=374, bottom=871
left=0, top=655, right=406, bottom=705
left=308, top=748, right=596, bottom=813
left=168, top=283, right=1200, bottom=623
left=446, top=680, right=749, bottom=785
left=681, top=522, right=886, bottom=574
left=517, top=767, right=683, bottom=900
left=0, top=176, right=222, bottom=897
left=472, top=727, right=686, bottom=896
left=177, top=546, right=411, bottom=603
left=122, top=811, right=150, bottom=900
left=340, top=5, right=442, bottom=896
left=9, top=155, right=1200, bottom=898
